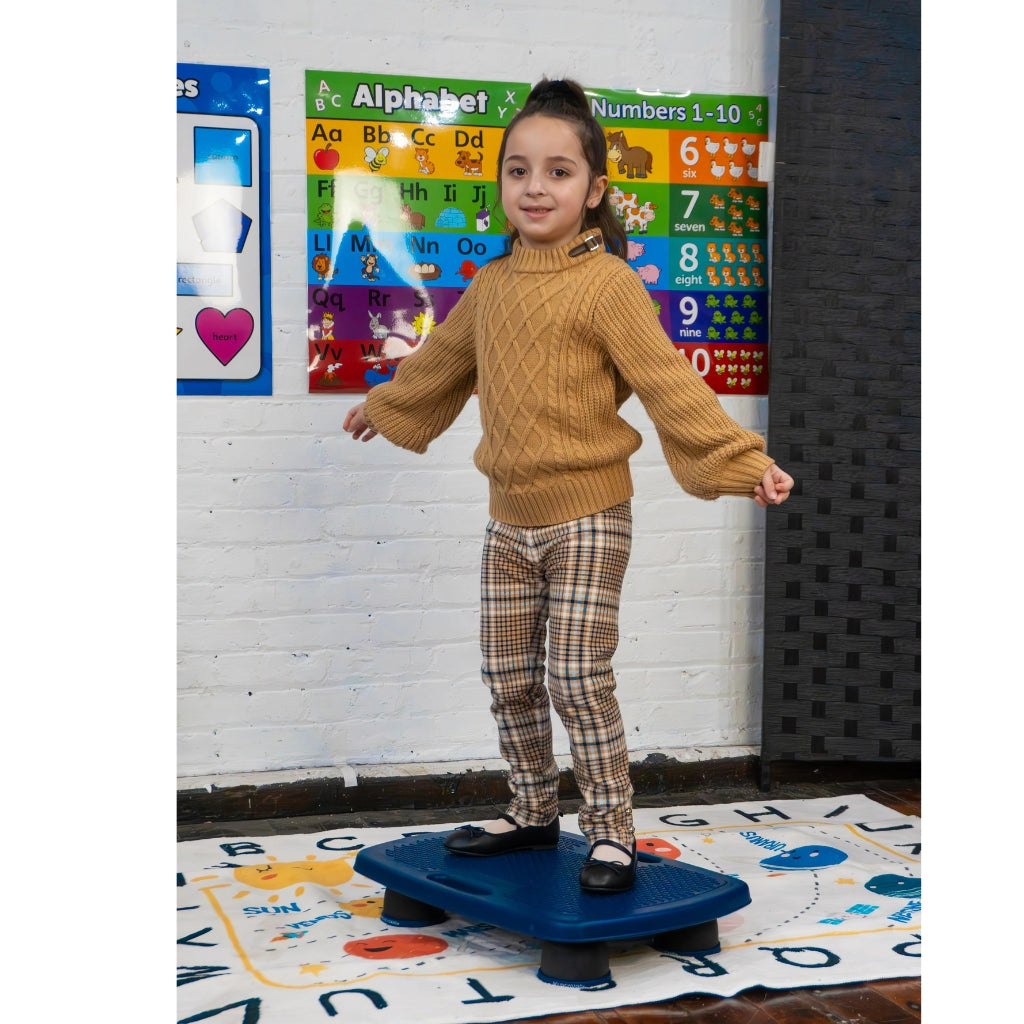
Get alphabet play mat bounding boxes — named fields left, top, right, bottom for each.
left=177, top=794, right=921, bottom=1023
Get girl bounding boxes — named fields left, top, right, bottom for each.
left=344, top=78, right=793, bottom=893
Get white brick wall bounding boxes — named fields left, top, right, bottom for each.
left=177, top=0, right=782, bottom=783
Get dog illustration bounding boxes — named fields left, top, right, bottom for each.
left=455, top=150, right=484, bottom=176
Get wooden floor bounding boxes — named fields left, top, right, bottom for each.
left=179, top=775, right=920, bottom=1023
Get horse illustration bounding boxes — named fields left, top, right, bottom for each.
left=605, top=130, right=653, bottom=179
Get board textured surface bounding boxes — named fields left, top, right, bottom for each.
left=354, top=829, right=751, bottom=943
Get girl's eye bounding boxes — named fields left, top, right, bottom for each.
left=551, top=168, right=569, bottom=177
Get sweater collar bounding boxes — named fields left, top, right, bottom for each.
left=507, top=230, right=606, bottom=272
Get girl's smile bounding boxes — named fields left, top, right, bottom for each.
left=500, top=115, right=608, bottom=250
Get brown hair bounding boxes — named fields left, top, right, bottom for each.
left=494, top=78, right=627, bottom=261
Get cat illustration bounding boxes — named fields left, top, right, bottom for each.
left=415, top=148, right=435, bottom=175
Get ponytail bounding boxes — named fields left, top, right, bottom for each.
left=495, top=78, right=628, bottom=261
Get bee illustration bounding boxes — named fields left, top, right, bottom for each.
left=363, top=146, right=390, bottom=172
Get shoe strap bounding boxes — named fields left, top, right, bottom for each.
left=587, top=839, right=635, bottom=860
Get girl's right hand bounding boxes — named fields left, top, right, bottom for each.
left=753, top=464, right=794, bottom=507
left=343, top=402, right=378, bottom=442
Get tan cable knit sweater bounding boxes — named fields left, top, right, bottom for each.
left=364, top=230, right=774, bottom=527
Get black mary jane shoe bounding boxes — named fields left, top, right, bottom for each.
left=579, top=839, right=637, bottom=893
left=443, top=812, right=560, bottom=857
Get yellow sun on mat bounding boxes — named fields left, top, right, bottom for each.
left=232, top=854, right=354, bottom=891
left=340, top=895, right=385, bottom=918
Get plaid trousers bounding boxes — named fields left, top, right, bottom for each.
left=480, top=501, right=634, bottom=846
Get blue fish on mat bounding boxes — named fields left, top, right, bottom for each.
left=759, top=845, right=848, bottom=871
left=865, top=873, right=921, bottom=899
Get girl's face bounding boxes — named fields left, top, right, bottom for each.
left=500, top=115, right=608, bottom=250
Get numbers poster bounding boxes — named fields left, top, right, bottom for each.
left=178, top=64, right=272, bottom=395
left=305, top=71, right=770, bottom=395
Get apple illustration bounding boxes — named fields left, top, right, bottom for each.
left=344, top=934, right=448, bottom=960
left=314, top=143, right=340, bottom=170
left=637, top=837, right=682, bottom=860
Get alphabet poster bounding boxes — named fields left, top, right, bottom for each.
left=178, top=63, right=272, bottom=395
left=177, top=795, right=920, bottom=1023
left=304, top=71, right=771, bottom=395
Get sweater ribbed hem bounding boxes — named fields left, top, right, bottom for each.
left=488, top=462, right=635, bottom=527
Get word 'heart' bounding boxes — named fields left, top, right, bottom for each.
left=196, top=307, right=254, bottom=365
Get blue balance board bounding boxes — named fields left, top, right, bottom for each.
left=354, top=828, right=751, bottom=945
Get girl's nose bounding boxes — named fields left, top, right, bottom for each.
left=525, top=175, right=546, bottom=195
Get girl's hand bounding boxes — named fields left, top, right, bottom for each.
left=343, top=402, right=378, bottom=442
left=754, top=464, right=794, bottom=507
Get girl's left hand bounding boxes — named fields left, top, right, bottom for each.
left=343, top=402, right=378, bottom=442
left=754, top=465, right=794, bottom=507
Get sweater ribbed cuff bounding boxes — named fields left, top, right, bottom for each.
left=714, top=449, right=774, bottom=498
left=363, top=391, right=430, bottom=453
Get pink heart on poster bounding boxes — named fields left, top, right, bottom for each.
left=195, top=307, right=254, bottom=365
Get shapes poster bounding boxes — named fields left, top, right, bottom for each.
left=178, top=64, right=272, bottom=395
left=305, top=71, right=770, bottom=396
